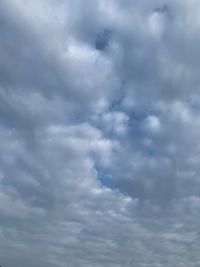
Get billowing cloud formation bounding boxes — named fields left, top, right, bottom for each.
left=1, top=0, right=200, bottom=266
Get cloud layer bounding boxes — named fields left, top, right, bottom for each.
left=1, top=0, right=200, bottom=266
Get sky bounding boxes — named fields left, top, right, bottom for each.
left=1, top=0, right=200, bottom=266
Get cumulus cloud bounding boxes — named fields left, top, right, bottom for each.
left=0, top=0, right=200, bottom=266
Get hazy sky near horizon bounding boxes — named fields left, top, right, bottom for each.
left=1, top=0, right=200, bottom=266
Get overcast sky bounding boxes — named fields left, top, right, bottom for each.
left=1, top=0, right=200, bottom=266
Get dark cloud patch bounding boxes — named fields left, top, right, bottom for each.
left=154, top=4, right=170, bottom=14
left=95, top=29, right=111, bottom=51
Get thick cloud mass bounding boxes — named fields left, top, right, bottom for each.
left=1, top=0, right=200, bottom=266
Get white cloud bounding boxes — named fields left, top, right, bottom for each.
left=144, top=115, right=161, bottom=133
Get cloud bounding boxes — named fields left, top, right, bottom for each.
left=0, top=0, right=200, bottom=266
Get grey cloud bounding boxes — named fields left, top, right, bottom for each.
left=0, top=0, right=200, bottom=267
